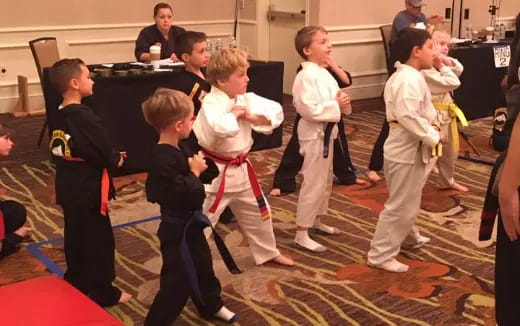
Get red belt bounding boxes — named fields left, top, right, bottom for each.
left=61, top=156, right=110, bottom=217
left=202, top=148, right=270, bottom=221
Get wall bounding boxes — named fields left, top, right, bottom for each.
left=0, top=0, right=239, bottom=113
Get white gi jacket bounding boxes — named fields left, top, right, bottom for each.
left=384, top=62, right=440, bottom=164
left=193, top=86, right=283, bottom=192
left=292, top=61, right=345, bottom=142
left=422, top=57, right=463, bottom=125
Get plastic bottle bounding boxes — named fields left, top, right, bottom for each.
left=229, top=36, right=237, bottom=48
left=215, top=39, right=223, bottom=51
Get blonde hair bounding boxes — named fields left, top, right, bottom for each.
left=206, top=48, right=249, bottom=86
left=141, top=88, right=193, bottom=132
left=431, top=25, right=451, bottom=37
left=295, top=25, right=327, bottom=59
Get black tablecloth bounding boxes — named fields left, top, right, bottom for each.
left=451, top=43, right=509, bottom=120
left=43, top=60, right=284, bottom=175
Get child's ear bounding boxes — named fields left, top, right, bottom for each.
left=181, top=53, right=190, bottom=62
left=303, top=46, right=312, bottom=57
left=174, top=120, right=183, bottom=132
left=69, top=78, right=79, bottom=90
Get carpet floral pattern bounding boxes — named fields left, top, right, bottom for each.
left=0, top=109, right=500, bottom=326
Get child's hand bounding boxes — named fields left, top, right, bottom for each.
left=440, top=55, right=454, bottom=67
left=336, top=90, right=351, bottom=112
left=231, top=106, right=247, bottom=120
left=323, top=55, right=339, bottom=70
left=433, top=55, right=444, bottom=70
left=118, top=151, right=127, bottom=167
left=189, top=153, right=208, bottom=177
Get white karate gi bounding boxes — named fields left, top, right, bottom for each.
left=422, top=58, right=464, bottom=187
left=292, top=61, right=347, bottom=228
left=193, top=86, right=284, bottom=265
left=367, top=62, right=440, bottom=266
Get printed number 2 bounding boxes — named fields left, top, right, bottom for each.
left=500, top=57, right=506, bottom=65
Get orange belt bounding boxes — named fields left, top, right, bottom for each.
left=61, top=156, right=110, bottom=217
left=202, top=148, right=270, bottom=221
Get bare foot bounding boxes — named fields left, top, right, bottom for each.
left=367, top=170, right=381, bottom=182
left=269, top=188, right=281, bottom=196
left=14, top=226, right=33, bottom=237
left=270, top=254, right=295, bottom=266
left=449, top=182, right=469, bottom=192
left=431, top=166, right=439, bottom=174
left=118, top=292, right=132, bottom=303
left=355, top=178, right=367, bottom=185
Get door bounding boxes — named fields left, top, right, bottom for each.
left=267, top=0, right=306, bottom=94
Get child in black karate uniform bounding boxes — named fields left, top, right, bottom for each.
left=142, top=88, right=239, bottom=326
left=0, top=123, right=32, bottom=259
left=49, top=58, right=131, bottom=306
left=173, top=31, right=235, bottom=223
left=270, top=60, right=366, bottom=196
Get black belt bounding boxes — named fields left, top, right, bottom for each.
left=323, top=122, right=335, bottom=158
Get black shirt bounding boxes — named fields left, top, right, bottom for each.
left=135, top=24, right=186, bottom=61
left=146, top=144, right=217, bottom=215
left=50, top=104, right=119, bottom=208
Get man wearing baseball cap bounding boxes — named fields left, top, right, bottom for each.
left=390, top=0, right=443, bottom=44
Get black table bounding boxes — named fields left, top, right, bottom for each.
left=43, top=60, right=284, bottom=175
left=451, top=43, right=509, bottom=120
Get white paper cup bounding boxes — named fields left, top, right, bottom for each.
left=150, top=45, right=161, bottom=69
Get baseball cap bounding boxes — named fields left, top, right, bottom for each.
left=407, top=0, right=426, bottom=8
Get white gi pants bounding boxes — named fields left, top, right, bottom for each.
left=295, top=136, right=334, bottom=228
left=367, top=150, right=432, bottom=266
left=437, top=123, right=457, bottom=188
left=203, top=187, right=280, bottom=265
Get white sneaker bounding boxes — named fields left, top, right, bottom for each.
left=368, top=259, right=409, bottom=273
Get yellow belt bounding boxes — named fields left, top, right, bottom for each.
left=389, top=120, right=443, bottom=157
left=433, top=102, right=468, bottom=152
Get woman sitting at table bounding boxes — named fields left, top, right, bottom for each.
left=135, top=2, right=186, bottom=62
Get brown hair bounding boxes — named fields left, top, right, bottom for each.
left=142, top=88, right=193, bottom=132
left=174, top=31, right=207, bottom=61
left=153, top=2, right=172, bottom=16
left=49, top=58, right=85, bottom=94
left=0, top=122, right=13, bottom=138
left=206, top=48, right=249, bottom=86
left=294, top=25, right=327, bottom=59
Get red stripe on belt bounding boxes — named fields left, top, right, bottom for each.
left=202, top=148, right=271, bottom=221
left=100, top=168, right=110, bottom=216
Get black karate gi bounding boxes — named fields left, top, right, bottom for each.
left=135, top=24, right=186, bottom=61
left=50, top=103, right=122, bottom=307
left=0, top=200, right=26, bottom=259
left=272, top=67, right=357, bottom=193
left=144, top=144, right=224, bottom=326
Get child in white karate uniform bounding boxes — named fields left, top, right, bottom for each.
left=422, top=29, right=468, bottom=192
left=367, top=28, right=443, bottom=273
left=292, top=26, right=352, bottom=252
left=193, top=48, right=294, bottom=267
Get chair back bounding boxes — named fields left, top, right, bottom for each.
left=29, top=37, right=60, bottom=87
left=379, top=24, right=393, bottom=74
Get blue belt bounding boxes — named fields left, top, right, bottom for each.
left=161, top=210, right=242, bottom=306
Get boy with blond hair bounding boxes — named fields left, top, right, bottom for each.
left=142, top=88, right=239, bottom=325
left=291, top=25, right=352, bottom=252
left=422, top=28, right=468, bottom=192
left=193, top=48, right=294, bottom=266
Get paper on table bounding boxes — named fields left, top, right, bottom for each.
left=159, top=58, right=185, bottom=66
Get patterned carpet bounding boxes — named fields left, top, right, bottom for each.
left=0, top=106, right=500, bottom=326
